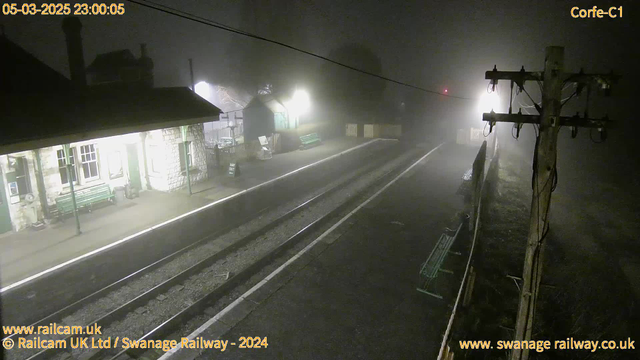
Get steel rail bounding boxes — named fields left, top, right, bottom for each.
left=108, top=146, right=426, bottom=360
left=23, top=143, right=404, bottom=360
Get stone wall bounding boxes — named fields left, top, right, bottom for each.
left=0, top=152, right=41, bottom=231
left=162, top=124, right=207, bottom=191
left=2, top=125, right=209, bottom=232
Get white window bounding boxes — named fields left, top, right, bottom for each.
left=108, top=151, right=123, bottom=179
left=57, top=148, right=77, bottom=185
left=80, top=144, right=100, bottom=180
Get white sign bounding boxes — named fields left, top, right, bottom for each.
left=470, top=128, right=483, bottom=141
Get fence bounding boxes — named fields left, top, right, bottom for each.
left=437, top=131, right=499, bottom=360
left=205, top=140, right=263, bottom=174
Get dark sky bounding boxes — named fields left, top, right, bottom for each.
left=3, top=0, right=636, bottom=121
left=4, top=0, right=638, bottom=187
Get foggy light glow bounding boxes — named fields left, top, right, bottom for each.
left=285, top=89, right=311, bottom=117
left=194, top=81, right=212, bottom=101
left=478, top=91, right=500, bottom=116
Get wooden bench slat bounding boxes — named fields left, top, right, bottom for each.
left=417, top=228, right=459, bottom=298
left=299, top=133, right=322, bottom=149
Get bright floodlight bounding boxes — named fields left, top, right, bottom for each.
left=194, top=81, right=211, bottom=100
left=288, top=89, right=311, bottom=116
left=478, top=91, right=500, bottom=115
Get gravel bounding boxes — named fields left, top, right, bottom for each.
left=9, top=141, right=426, bottom=360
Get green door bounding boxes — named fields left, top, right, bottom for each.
left=0, top=166, right=13, bottom=234
left=126, top=144, right=142, bottom=190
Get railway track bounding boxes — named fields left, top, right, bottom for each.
left=4, top=142, right=427, bottom=360
left=106, top=145, right=435, bottom=360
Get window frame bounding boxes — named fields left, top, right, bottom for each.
left=80, top=144, right=100, bottom=181
left=12, top=156, right=32, bottom=198
left=179, top=141, right=193, bottom=173
left=57, top=147, right=78, bottom=186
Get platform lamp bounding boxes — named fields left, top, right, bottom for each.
left=63, top=143, right=81, bottom=235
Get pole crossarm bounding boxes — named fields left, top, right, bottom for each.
left=563, top=71, right=620, bottom=86
left=485, top=67, right=542, bottom=90
left=485, top=70, right=542, bottom=82
left=482, top=112, right=613, bottom=129
left=482, top=113, right=539, bottom=124
left=560, top=114, right=613, bottom=129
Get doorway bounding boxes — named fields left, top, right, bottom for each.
left=0, top=166, right=13, bottom=234
left=126, top=144, right=142, bottom=191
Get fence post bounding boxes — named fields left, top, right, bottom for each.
left=469, top=141, right=487, bottom=232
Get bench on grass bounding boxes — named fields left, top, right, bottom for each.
left=55, top=183, right=114, bottom=219
left=416, top=223, right=463, bottom=299
left=299, top=133, right=322, bottom=150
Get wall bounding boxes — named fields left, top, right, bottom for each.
left=162, top=124, right=207, bottom=192
left=2, top=124, right=208, bottom=231
left=244, top=104, right=274, bottom=142
left=145, top=129, right=169, bottom=191
left=346, top=123, right=358, bottom=137
left=2, top=132, right=143, bottom=230
left=38, top=135, right=135, bottom=204
left=0, top=152, right=41, bottom=231
left=380, top=124, right=402, bottom=138
left=364, top=124, right=381, bottom=138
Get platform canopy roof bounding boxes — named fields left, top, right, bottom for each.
left=1, top=87, right=222, bottom=155
left=246, top=93, right=292, bottom=114
left=0, top=34, right=221, bottom=155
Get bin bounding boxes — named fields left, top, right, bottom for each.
left=113, top=186, right=125, bottom=203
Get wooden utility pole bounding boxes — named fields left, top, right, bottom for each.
left=482, top=46, right=617, bottom=360
left=513, top=47, right=562, bottom=360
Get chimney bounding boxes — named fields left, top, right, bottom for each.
left=139, top=43, right=154, bottom=88
left=62, top=17, right=86, bottom=89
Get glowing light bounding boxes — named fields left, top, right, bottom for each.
left=444, top=89, right=448, bottom=94
left=285, top=89, right=311, bottom=117
left=478, top=91, right=500, bottom=115
left=194, top=81, right=211, bottom=101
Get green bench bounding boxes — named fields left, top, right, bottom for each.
left=416, top=223, right=463, bottom=299
left=299, top=133, right=322, bottom=150
left=55, top=183, right=115, bottom=219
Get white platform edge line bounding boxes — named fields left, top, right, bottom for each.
left=0, top=138, right=392, bottom=293
left=159, top=142, right=444, bottom=359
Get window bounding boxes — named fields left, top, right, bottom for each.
left=80, top=144, right=99, bottom=180
left=178, top=142, right=192, bottom=172
left=11, top=156, right=31, bottom=197
left=274, top=112, right=288, bottom=130
left=108, top=151, right=123, bottom=179
left=57, top=148, right=77, bottom=185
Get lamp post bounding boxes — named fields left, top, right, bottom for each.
left=64, top=144, right=81, bottom=235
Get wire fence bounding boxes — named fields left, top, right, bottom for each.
left=438, top=131, right=499, bottom=360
